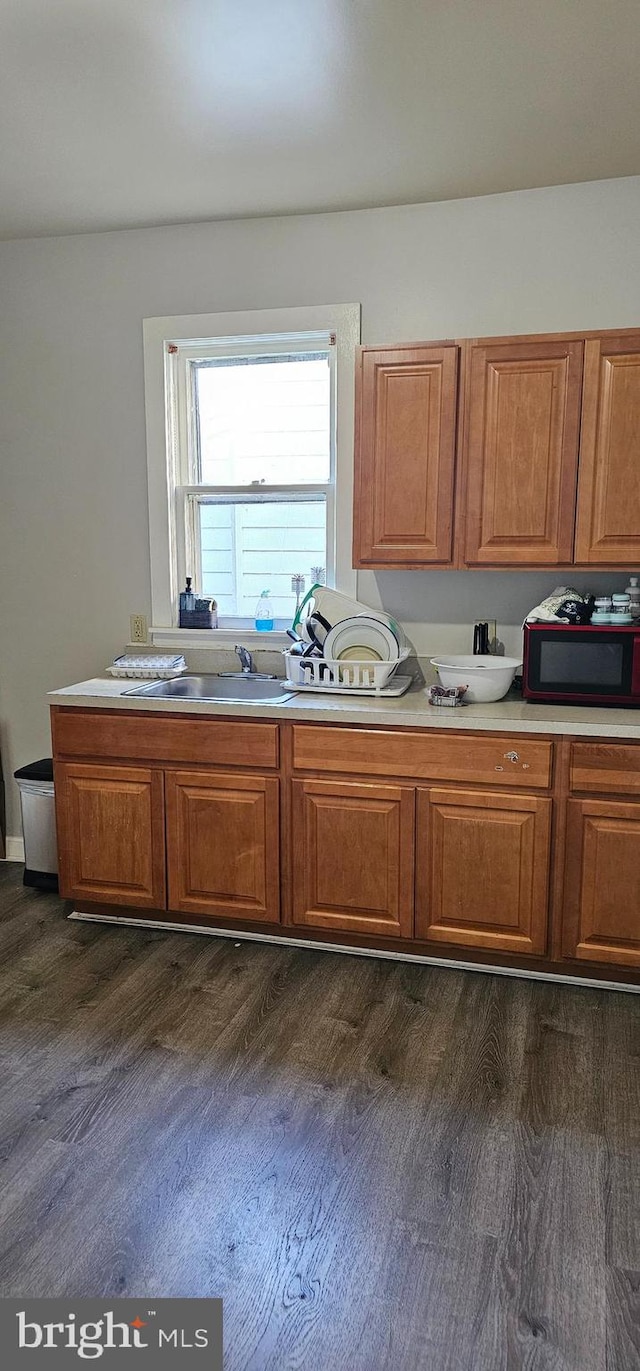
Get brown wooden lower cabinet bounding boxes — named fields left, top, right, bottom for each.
left=291, top=778, right=415, bottom=938
left=55, top=762, right=166, bottom=909
left=563, top=798, right=640, bottom=968
left=165, top=770, right=280, bottom=922
left=415, top=788, right=552, bottom=955
left=51, top=709, right=640, bottom=983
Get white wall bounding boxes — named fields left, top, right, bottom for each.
left=1, top=175, right=639, bottom=837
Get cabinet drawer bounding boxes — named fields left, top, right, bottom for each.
left=292, top=726, right=552, bottom=788
left=571, top=742, right=640, bottom=796
left=52, top=709, right=279, bottom=769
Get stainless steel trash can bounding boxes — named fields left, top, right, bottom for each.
left=14, top=759, right=58, bottom=891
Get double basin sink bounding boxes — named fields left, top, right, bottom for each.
left=125, top=674, right=296, bottom=704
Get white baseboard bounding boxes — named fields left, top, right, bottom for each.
left=3, top=836, right=25, bottom=862
left=69, top=911, right=640, bottom=995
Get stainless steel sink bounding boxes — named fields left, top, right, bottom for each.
left=124, top=674, right=295, bottom=704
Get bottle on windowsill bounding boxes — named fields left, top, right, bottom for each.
left=179, top=577, right=196, bottom=627
left=255, top=590, right=274, bottom=632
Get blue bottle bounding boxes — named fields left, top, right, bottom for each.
left=255, top=590, right=274, bottom=632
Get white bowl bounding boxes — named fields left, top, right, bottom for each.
left=430, top=655, right=522, bottom=703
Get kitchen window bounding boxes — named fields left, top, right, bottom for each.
left=143, top=304, right=360, bottom=640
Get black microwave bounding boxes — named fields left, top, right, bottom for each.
left=523, top=624, right=640, bottom=706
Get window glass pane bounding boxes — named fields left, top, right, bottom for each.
left=199, top=499, right=326, bottom=619
left=195, top=353, right=330, bottom=484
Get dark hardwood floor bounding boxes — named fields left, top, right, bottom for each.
left=0, top=862, right=637, bottom=1370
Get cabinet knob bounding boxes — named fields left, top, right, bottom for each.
left=504, top=750, right=519, bottom=763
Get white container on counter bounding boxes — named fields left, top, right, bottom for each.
left=624, top=576, right=640, bottom=615
left=430, top=655, right=522, bottom=703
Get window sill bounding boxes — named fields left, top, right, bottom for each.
left=150, top=627, right=290, bottom=650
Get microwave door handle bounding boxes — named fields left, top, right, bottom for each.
left=633, top=637, right=640, bottom=698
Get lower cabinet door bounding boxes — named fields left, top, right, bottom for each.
left=563, top=799, right=640, bottom=968
left=165, top=771, right=280, bottom=921
left=291, top=778, right=415, bottom=938
left=55, top=762, right=166, bottom=908
left=415, top=788, right=551, bottom=955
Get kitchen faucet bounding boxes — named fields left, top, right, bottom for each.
left=218, top=645, right=276, bottom=680
left=235, top=645, right=254, bottom=674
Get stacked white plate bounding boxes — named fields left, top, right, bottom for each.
left=323, top=615, right=402, bottom=664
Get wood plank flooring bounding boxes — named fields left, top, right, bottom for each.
left=0, top=861, right=637, bottom=1370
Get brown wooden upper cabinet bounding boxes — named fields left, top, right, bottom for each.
left=353, top=343, right=459, bottom=566
left=352, top=327, right=640, bottom=570
left=574, top=333, right=640, bottom=564
left=463, top=337, right=584, bottom=566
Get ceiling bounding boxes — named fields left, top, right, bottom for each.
left=1, top=0, right=639, bottom=240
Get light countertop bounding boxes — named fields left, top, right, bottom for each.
left=48, top=677, right=640, bottom=739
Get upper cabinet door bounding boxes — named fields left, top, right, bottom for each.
left=574, top=334, right=640, bottom=564
left=463, top=338, right=584, bottom=565
left=353, top=345, right=459, bottom=566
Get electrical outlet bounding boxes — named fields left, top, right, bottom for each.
left=130, top=613, right=148, bottom=644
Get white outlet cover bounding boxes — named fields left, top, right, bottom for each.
left=130, top=614, right=148, bottom=643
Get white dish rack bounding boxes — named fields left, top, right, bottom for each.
left=284, top=648, right=409, bottom=694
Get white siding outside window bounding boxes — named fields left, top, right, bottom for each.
left=200, top=499, right=327, bottom=619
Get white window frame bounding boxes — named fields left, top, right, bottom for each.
left=143, top=303, right=360, bottom=646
